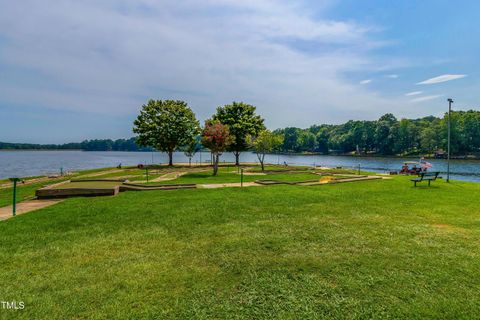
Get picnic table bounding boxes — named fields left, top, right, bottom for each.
left=411, top=172, right=440, bottom=187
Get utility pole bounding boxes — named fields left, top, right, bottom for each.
left=447, top=98, right=453, bottom=182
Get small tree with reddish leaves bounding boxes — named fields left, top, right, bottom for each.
left=201, top=120, right=233, bottom=175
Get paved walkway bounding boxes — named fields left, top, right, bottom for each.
left=199, top=182, right=262, bottom=189
left=0, top=200, right=63, bottom=221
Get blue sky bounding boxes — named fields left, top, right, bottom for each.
left=0, top=0, right=477, bottom=143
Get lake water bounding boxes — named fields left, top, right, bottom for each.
left=1, top=150, right=480, bottom=182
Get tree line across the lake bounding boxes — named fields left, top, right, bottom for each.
left=3, top=100, right=480, bottom=170
left=0, top=138, right=154, bottom=152
left=276, top=110, right=480, bottom=156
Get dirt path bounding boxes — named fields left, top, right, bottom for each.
left=0, top=199, right=63, bottom=221
left=146, top=168, right=210, bottom=183
left=0, top=176, right=65, bottom=189
left=198, top=182, right=262, bottom=189
left=76, top=169, right=124, bottom=178
left=237, top=172, right=266, bottom=176
left=151, top=171, right=188, bottom=182
left=0, top=169, right=123, bottom=189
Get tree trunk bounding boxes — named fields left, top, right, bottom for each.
left=168, top=151, right=173, bottom=166
left=234, top=151, right=240, bottom=166
left=257, top=153, right=264, bottom=171
left=213, top=153, right=219, bottom=176
left=261, top=153, right=265, bottom=171
left=189, top=157, right=192, bottom=167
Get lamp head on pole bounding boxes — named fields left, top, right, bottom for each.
left=448, top=98, right=454, bottom=104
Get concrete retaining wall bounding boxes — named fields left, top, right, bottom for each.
left=36, top=186, right=119, bottom=199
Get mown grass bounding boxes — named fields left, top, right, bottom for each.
left=1, top=175, right=480, bottom=319
left=155, top=170, right=321, bottom=185
left=0, top=166, right=356, bottom=207
left=0, top=167, right=120, bottom=207
left=0, top=167, right=147, bottom=207
left=0, top=181, right=53, bottom=207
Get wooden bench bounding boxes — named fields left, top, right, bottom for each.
left=411, top=172, right=440, bottom=187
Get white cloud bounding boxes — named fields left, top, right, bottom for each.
left=359, top=79, right=372, bottom=84
left=0, top=0, right=406, bottom=129
left=386, top=74, right=398, bottom=78
left=410, top=95, right=443, bottom=103
left=417, top=74, right=467, bottom=85
left=405, top=91, right=423, bottom=96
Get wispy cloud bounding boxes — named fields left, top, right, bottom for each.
left=0, top=0, right=405, bottom=131
left=405, top=91, right=423, bottom=96
left=386, top=74, right=398, bottom=79
left=417, top=74, right=467, bottom=85
left=410, top=95, right=443, bottom=103
left=359, top=79, right=372, bottom=84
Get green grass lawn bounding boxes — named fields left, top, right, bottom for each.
left=0, top=181, right=53, bottom=207
left=0, top=167, right=120, bottom=208
left=1, top=175, right=480, bottom=319
left=154, top=170, right=321, bottom=185
left=0, top=166, right=355, bottom=208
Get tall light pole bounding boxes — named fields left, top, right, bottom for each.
left=447, top=98, right=453, bottom=182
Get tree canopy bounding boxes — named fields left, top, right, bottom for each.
left=272, top=111, right=480, bottom=156
left=212, top=102, right=265, bottom=165
left=183, top=136, right=202, bottom=166
left=247, top=130, right=283, bottom=171
left=133, top=99, right=200, bottom=165
left=201, top=120, right=233, bottom=175
left=0, top=138, right=153, bottom=151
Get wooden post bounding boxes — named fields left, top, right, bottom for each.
left=9, top=178, right=20, bottom=217
left=241, top=168, right=244, bottom=187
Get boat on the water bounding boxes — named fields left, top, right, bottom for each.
left=398, top=159, right=433, bottom=175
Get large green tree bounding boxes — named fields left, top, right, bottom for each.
left=133, top=99, right=200, bottom=166
left=374, top=113, right=397, bottom=155
left=282, top=127, right=300, bottom=152
left=298, top=131, right=316, bottom=152
left=315, top=127, right=330, bottom=154
left=212, top=102, right=265, bottom=165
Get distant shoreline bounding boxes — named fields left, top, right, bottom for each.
left=1, top=149, right=479, bottom=161
left=266, top=152, right=479, bottom=161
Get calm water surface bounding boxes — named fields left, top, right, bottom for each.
left=1, top=150, right=479, bottom=182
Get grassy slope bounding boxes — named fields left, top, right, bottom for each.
left=0, top=168, right=119, bottom=207
left=0, top=166, right=343, bottom=207
left=154, top=170, right=321, bottom=185
left=0, top=182, right=50, bottom=207
left=1, top=176, right=480, bottom=319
